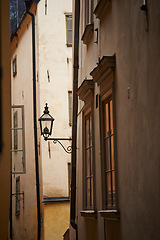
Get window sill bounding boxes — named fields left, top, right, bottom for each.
left=94, top=0, right=111, bottom=20
left=42, top=197, right=70, bottom=204
left=66, top=44, right=72, bottom=47
left=99, top=209, right=120, bottom=220
left=80, top=210, right=97, bottom=219
left=81, top=23, right=94, bottom=45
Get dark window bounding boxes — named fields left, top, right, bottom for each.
left=103, top=96, right=116, bottom=208
left=84, top=113, right=93, bottom=209
left=16, top=177, right=20, bottom=216
left=66, top=15, right=72, bottom=46
left=85, top=0, right=93, bottom=26
left=68, top=91, right=72, bottom=126
left=13, top=55, right=17, bottom=77
left=45, top=0, right=47, bottom=15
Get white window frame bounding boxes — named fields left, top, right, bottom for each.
left=65, top=14, right=72, bottom=47
left=11, top=105, right=25, bottom=174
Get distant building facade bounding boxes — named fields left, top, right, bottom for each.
left=36, top=0, right=72, bottom=239
left=10, top=0, right=72, bottom=239
left=70, top=0, right=160, bottom=240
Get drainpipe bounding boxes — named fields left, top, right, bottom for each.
left=24, top=2, right=41, bottom=240
left=70, top=0, right=80, bottom=239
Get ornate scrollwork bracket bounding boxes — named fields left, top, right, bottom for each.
left=46, top=138, right=72, bottom=154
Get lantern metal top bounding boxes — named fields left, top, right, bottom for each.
left=43, top=103, right=49, bottom=114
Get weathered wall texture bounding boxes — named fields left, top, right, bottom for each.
left=71, top=0, right=160, bottom=239
left=0, top=0, right=11, bottom=239
left=11, top=4, right=40, bottom=240
left=44, top=202, right=70, bottom=240
left=37, top=0, right=72, bottom=198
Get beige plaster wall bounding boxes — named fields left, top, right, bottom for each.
left=71, top=0, right=160, bottom=240
left=0, top=0, right=11, bottom=239
left=36, top=0, right=72, bottom=239
left=11, top=4, right=41, bottom=240
left=37, top=0, right=72, bottom=198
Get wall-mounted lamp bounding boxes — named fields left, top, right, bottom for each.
left=38, top=103, right=72, bottom=153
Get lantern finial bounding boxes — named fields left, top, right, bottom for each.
left=44, top=103, right=49, bottom=114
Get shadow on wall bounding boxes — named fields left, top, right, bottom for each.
left=105, top=220, right=122, bottom=240
left=85, top=219, right=97, bottom=240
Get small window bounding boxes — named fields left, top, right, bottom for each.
left=84, top=113, right=93, bottom=210
left=45, top=0, right=47, bottom=15
left=11, top=106, right=25, bottom=174
left=16, top=177, right=20, bottom=216
left=68, top=91, right=72, bottom=126
left=66, top=15, right=72, bottom=47
left=102, top=95, right=116, bottom=208
left=85, top=0, right=93, bottom=26
left=82, top=0, right=94, bottom=44
left=13, top=55, right=17, bottom=77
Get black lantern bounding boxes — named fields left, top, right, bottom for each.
left=38, top=103, right=72, bottom=153
left=38, top=103, right=54, bottom=140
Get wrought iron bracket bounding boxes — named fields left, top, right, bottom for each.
left=12, top=192, right=24, bottom=210
left=44, top=137, right=72, bottom=154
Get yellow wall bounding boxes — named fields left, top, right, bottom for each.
left=0, top=0, right=11, bottom=239
left=44, top=202, right=70, bottom=240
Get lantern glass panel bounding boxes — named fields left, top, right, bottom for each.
left=41, top=114, right=53, bottom=137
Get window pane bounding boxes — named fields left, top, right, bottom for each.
left=112, top=171, right=116, bottom=206
left=85, top=0, right=89, bottom=25
left=12, top=129, right=23, bottom=151
left=111, top=135, right=114, bottom=170
left=67, top=18, right=72, bottom=30
left=11, top=106, right=25, bottom=174
left=105, top=137, right=110, bottom=171
left=89, top=116, right=92, bottom=146
left=90, top=147, right=93, bottom=175
left=86, top=149, right=90, bottom=177
left=91, top=177, right=93, bottom=207
left=87, top=178, right=90, bottom=208
left=68, top=91, right=72, bottom=125
left=12, top=151, right=24, bottom=173
left=103, top=95, right=116, bottom=208
left=68, top=31, right=72, bottom=44
left=106, top=172, right=111, bottom=206
left=105, top=103, right=109, bottom=135
left=85, top=112, right=93, bottom=209
left=66, top=15, right=72, bottom=45
left=16, top=177, right=20, bottom=216
left=85, top=118, right=89, bottom=147
left=12, top=107, right=23, bottom=129
left=110, top=100, right=113, bottom=134
left=89, top=0, right=93, bottom=24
